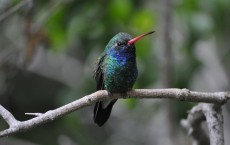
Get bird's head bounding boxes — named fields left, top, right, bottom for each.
left=105, top=31, right=155, bottom=56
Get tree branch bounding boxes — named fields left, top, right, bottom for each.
left=0, top=88, right=229, bottom=137
left=0, top=105, right=20, bottom=127
left=181, top=104, right=210, bottom=145
left=203, top=104, right=224, bottom=145
left=181, top=103, right=225, bottom=145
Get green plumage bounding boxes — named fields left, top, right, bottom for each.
left=93, top=31, right=154, bottom=126
left=103, top=51, right=137, bottom=93
left=94, top=32, right=137, bottom=93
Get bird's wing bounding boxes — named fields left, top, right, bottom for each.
left=93, top=53, right=106, bottom=90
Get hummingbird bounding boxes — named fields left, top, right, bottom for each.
left=93, top=31, right=155, bottom=126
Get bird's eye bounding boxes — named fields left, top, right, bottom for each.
left=117, top=42, right=126, bottom=46
left=117, top=42, right=122, bottom=46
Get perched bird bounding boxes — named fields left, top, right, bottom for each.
left=93, top=31, right=154, bottom=126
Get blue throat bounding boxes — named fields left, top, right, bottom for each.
left=107, top=47, right=136, bottom=64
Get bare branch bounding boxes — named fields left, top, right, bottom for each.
left=181, top=104, right=210, bottom=145
left=0, top=89, right=229, bottom=137
left=25, top=113, right=43, bottom=117
left=202, top=104, right=224, bottom=145
left=0, top=0, right=33, bottom=22
left=181, top=103, right=225, bottom=145
left=0, top=105, right=20, bottom=127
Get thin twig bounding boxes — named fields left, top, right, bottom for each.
left=0, top=0, right=33, bottom=22
left=0, top=89, right=229, bottom=137
left=25, top=113, right=43, bottom=117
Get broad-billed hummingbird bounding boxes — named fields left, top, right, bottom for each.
left=93, top=31, right=155, bottom=126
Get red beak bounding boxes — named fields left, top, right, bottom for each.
left=128, top=31, right=155, bottom=45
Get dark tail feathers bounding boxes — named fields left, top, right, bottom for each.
left=93, top=99, right=117, bottom=126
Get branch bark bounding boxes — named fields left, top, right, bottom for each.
left=181, top=103, right=225, bottom=145
left=203, top=104, right=224, bottom=145
left=0, top=88, right=229, bottom=137
left=181, top=104, right=210, bottom=145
